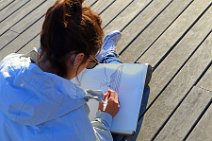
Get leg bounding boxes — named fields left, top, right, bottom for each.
left=97, top=30, right=153, bottom=87
left=101, top=53, right=122, bottom=64
left=96, top=30, right=122, bottom=64
left=99, top=31, right=152, bottom=141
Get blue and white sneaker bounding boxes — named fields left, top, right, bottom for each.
left=96, top=30, right=122, bottom=62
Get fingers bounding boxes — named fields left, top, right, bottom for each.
left=106, top=89, right=120, bottom=109
left=99, top=89, right=120, bottom=117
left=103, top=91, right=110, bottom=100
left=107, top=89, right=119, bottom=103
left=114, top=92, right=118, bottom=103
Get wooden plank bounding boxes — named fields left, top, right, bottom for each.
left=136, top=32, right=212, bottom=141
left=100, top=0, right=133, bottom=27
left=0, top=17, right=44, bottom=60
left=0, top=0, right=30, bottom=23
left=0, top=30, right=19, bottom=50
left=187, top=102, right=212, bottom=141
left=92, top=0, right=115, bottom=14
left=0, top=0, right=46, bottom=35
left=137, top=0, right=211, bottom=67
left=104, top=0, right=152, bottom=31
left=119, top=0, right=193, bottom=63
left=143, top=6, right=212, bottom=108
left=84, top=0, right=97, bottom=6
left=0, top=0, right=15, bottom=11
left=109, top=0, right=172, bottom=53
left=17, top=0, right=132, bottom=54
left=17, top=35, right=40, bottom=54
left=154, top=86, right=212, bottom=141
left=197, top=66, right=212, bottom=92
left=10, top=0, right=56, bottom=34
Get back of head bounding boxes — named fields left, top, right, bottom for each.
left=40, top=0, right=103, bottom=77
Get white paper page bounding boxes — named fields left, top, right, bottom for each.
left=72, top=64, right=147, bottom=134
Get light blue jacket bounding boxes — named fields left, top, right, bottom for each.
left=0, top=53, right=113, bottom=141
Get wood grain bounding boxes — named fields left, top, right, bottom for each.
left=119, top=0, right=193, bottom=63
left=187, top=102, right=212, bottom=141
left=137, top=32, right=212, bottom=141
left=154, top=86, right=212, bottom=140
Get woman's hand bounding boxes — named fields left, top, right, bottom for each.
left=98, top=89, right=120, bottom=117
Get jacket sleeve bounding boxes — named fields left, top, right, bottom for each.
left=91, top=111, right=113, bottom=141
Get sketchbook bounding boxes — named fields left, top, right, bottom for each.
left=71, top=63, right=148, bottom=135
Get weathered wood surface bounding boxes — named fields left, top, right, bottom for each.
left=146, top=5, right=212, bottom=108
left=85, top=0, right=97, bottom=6
left=116, top=0, right=173, bottom=53
left=0, top=0, right=15, bottom=11
left=0, top=0, right=30, bottom=23
left=0, top=0, right=46, bottom=35
left=137, top=29, right=212, bottom=141
left=17, top=35, right=40, bottom=54
left=187, top=100, right=212, bottom=141
left=0, top=30, right=18, bottom=50
left=0, top=17, right=44, bottom=60
left=137, top=0, right=211, bottom=67
left=0, top=0, right=211, bottom=141
left=10, top=0, right=55, bottom=34
left=120, top=0, right=193, bottom=63
left=100, top=0, right=133, bottom=27
left=197, top=66, right=212, bottom=92
left=154, top=86, right=212, bottom=140
left=92, top=0, right=115, bottom=14
left=104, top=0, right=152, bottom=30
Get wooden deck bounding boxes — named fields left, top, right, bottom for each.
left=0, top=0, right=211, bottom=140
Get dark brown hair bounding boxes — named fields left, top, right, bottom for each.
left=40, top=0, right=103, bottom=77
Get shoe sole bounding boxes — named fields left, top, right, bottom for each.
left=103, top=30, right=122, bottom=47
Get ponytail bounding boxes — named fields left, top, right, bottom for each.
left=40, top=0, right=103, bottom=77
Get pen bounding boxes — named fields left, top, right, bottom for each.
left=102, top=96, right=108, bottom=111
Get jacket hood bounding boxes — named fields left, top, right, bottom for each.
left=0, top=53, right=86, bottom=125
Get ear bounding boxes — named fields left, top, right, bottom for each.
left=73, top=53, right=85, bottom=67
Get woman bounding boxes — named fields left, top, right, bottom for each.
left=0, top=0, right=120, bottom=140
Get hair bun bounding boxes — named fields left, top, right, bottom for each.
left=64, top=0, right=83, bottom=27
